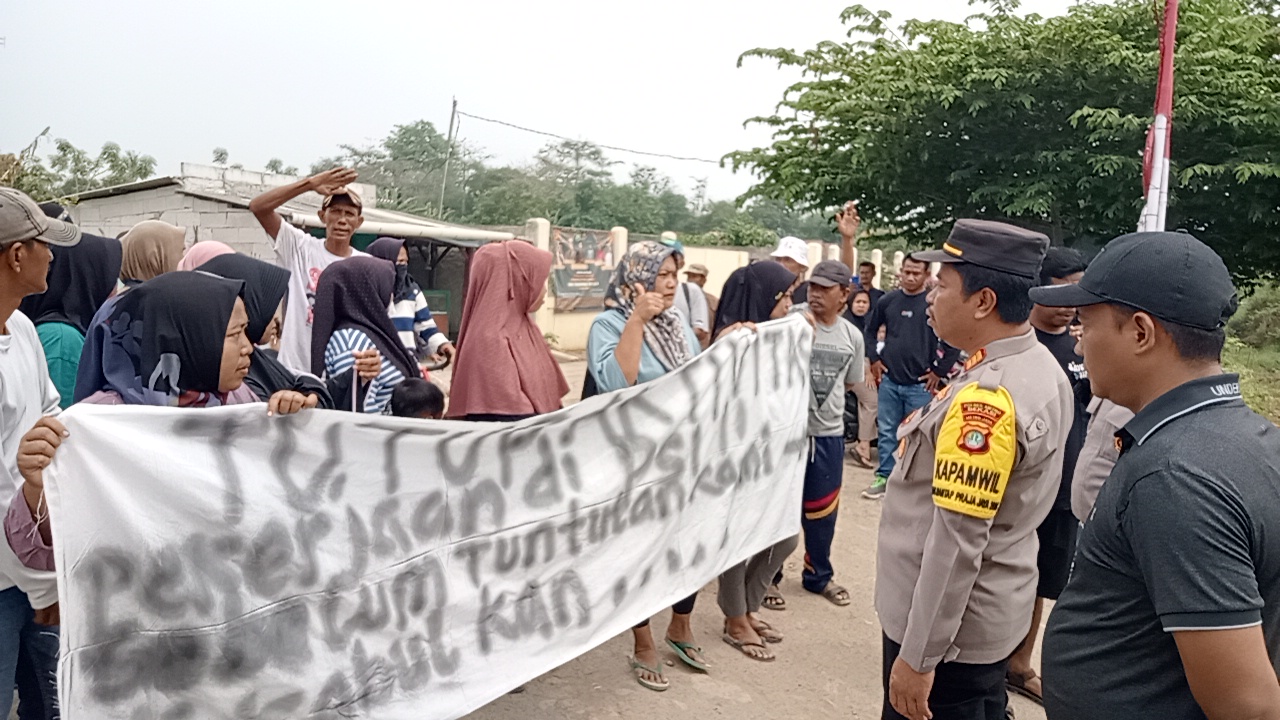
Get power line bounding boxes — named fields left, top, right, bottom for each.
left=455, top=110, right=723, bottom=165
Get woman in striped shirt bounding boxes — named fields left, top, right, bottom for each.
left=365, top=237, right=455, bottom=363
left=311, top=257, right=421, bottom=413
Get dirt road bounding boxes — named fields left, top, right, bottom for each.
left=465, top=361, right=1048, bottom=720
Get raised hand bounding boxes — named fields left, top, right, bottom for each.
left=836, top=200, right=861, bottom=240
left=631, top=283, right=668, bottom=323
left=309, top=167, right=359, bottom=196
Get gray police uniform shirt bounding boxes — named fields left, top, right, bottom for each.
left=1044, top=374, right=1280, bottom=720
left=795, top=307, right=864, bottom=437
left=875, top=330, right=1072, bottom=672
left=1069, top=397, right=1135, bottom=523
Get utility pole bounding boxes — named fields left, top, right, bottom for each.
left=439, top=97, right=458, bottom=217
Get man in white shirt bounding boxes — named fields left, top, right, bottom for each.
left=0, top=186, right=78, bottom=718
left=249, top=167, right=370, bottom=374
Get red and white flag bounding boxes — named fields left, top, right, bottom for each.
left=1138, top=0, right=1180, bottom=232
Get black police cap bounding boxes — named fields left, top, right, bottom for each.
left=914, top=219, right=1050, bottom=279
left=1028, top=231, right=1238, bottom=331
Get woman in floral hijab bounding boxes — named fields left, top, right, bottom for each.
left=586, top=240, right=705, bottom=692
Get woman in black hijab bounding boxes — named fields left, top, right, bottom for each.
left=11, top=271, right=320, bottom=588
left=19, top=232, right=123, bottom=408
left=710, top=258, right=801, bottom=663
left=312, top=257, right=421, bottom=413
left=365, top=237, right=455, bottom=361
left=712, top=260, right=799, bottom=340
left=197, top=254, right=333, bottom=409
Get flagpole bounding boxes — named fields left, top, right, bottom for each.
left=1138, top=0, right=1180, bottom=232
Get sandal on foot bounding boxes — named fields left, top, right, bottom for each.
left=819, top=583, right=852, bottom=607
left=762, top=585, right=786, bottom=611
left=1005, top=669, right=1043, bottom=705
left=665, top=637, right=709, bottom=673
left=751, top=619, right=784, bottom=644
left=629, top=657, right=669, bottom=692
left=721, top=633, right=775, bottom=662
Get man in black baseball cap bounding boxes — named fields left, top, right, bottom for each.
left=877, top=219, right=1074, bottom=720
left=1037, top=231, right=1280, bottom=720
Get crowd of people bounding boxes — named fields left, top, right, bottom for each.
left=0, top=165, right=1277, bottom=720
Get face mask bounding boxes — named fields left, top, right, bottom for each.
left=394, top=264, right=410, bottom=287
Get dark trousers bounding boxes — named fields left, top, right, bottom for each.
left=801, top=436, right=845, bottom=593
left=633, top=593, right=698, bottom=629
left=881, top=634, right=1009, bottom=720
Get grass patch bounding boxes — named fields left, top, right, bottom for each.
left=1224, top=338, right=1280, bottom=424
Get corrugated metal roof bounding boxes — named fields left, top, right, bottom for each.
left=71, top=175, right=515, bottom=244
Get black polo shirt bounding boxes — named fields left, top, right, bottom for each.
left=1042, top=374, right=1280, bottom=720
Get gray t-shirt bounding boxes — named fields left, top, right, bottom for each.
left=797, top=308, right=864, bottom=437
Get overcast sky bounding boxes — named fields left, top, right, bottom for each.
left=1, top=0, right=1075, bottom=203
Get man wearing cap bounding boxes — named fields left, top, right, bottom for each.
left=683, top=263, right=718, bottom=317
left=771, top=236, right=811, bottom=302
left=1036, top=232, right=1280, bottom=720
left=789, top=260, right=865, bottom=607
left=250, top=167, right=370, bottom=374
left=875, top=220, right=1072, bottom=720
left=673, top=262, right=713, bottom=349
left=861, top=255, right=960, bottom=499
left=0, top=187, right=79, bottom=718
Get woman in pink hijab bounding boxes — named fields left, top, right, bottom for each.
left=176, top=240, right=235, bottom=271
left=446, top=241, right=568, bottom=421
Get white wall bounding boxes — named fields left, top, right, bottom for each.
left=71, top=186, right=276, bottom=260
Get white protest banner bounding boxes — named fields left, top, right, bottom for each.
left=46, top=315, right=813, bottom=720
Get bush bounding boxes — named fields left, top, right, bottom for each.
left=1229, top=282, right=1280, bottom=349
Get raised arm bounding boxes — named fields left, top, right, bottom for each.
left=836, top=200, right=860, bottom=271
left=248, top=167, right=358, bottom=240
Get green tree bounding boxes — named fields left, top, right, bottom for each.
left=5, top=132, right=156, bottom=200
left=730, top=0, right=1280, bottom=278
left=310, top=120, right=482, bottom=218
left=264, top=158, right=299, bottom=175
left=534, top=140, right=617, bottom=186
left=464, top=166, right=566, bottom=225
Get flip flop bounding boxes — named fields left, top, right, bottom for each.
left=762, top=585, right=786, bottom=611
left=722, top=633, right=775, bottom=662
left=665, top=637, right=709, bottom=673
left=629, top=656, right=669, bottom=692
left=1005, top=669, right=1043, bottom=705
left=751, top=619, right=784, bottom=644
left=819, top=583, right=852, bottom=607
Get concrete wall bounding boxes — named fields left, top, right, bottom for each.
left=70, top=186, right=276, bottom=260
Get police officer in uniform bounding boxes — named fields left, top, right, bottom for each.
left=875, top=220, right=1073, bottom=720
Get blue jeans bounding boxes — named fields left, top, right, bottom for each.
left=876, top=376, right=933, bottom=479
left=0, top=586, right=32, bottom=715
left=16, top=619, right=58, bottom=719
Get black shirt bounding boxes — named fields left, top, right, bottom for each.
left=792, top=280, right=809, bottom=305
left=1043, top=374, right=1280, bottom=720
left=1035, top=328, right=1089, bottom=511
left=863, top=289, right=958, bottom=385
